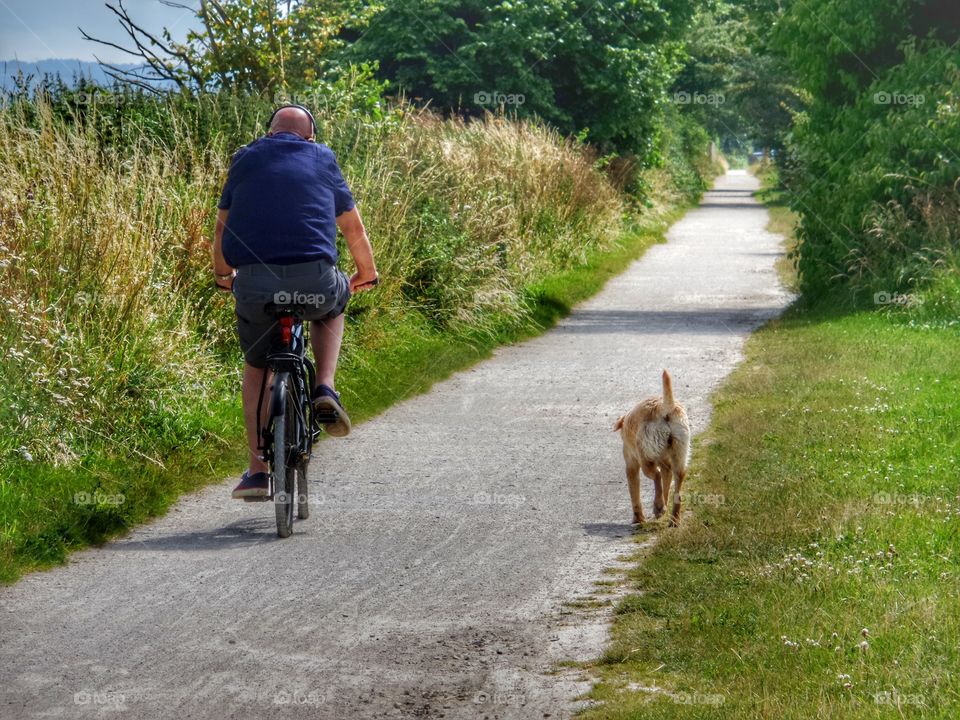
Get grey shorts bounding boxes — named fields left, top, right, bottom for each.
left=232, top=259, right=351, bottom=368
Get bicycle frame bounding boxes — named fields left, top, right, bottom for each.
left=255, top=309, right=316, bottom=498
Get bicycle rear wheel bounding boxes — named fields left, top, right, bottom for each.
left=273, top=374, right=296, bottom=538
left=299, top=357, right=314, bottom=519
left=296, top=460, right=309, bottom=520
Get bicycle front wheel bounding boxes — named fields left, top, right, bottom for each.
left=273, top=373, right=296, bottom=538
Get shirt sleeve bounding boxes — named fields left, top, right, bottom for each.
left=325, top=149, right=356, bottom=216
left=217, top=147, right=247, bottom=210
left=217, top=176, right=234, bottom=210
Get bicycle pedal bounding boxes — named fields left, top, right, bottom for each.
left=314, top=412, right=340, bottom=424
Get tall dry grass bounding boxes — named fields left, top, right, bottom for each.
left=0, top=96, right=622, bottom=470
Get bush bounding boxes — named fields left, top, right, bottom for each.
left=782, top=42, right=960, bottom=299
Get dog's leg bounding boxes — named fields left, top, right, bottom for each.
left=670, top=466, right=686, bottom=527
left=625, top=459, right=644, bottom=524
left=660, top=473, right=672, bottom=520
left=646, top=462, right=665, bottom=519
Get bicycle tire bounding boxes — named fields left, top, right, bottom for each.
left=299, top=357, right=314, bottom=519
left=296, top=459, right=309, bottom=520
left=273, top=373, right=296, bottom=538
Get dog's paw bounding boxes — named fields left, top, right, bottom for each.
left=653, top=505, right=665, bottom=519
left=632, top=513, right=644, bottom=525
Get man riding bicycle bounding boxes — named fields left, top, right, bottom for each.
left=212, top=105, right=378, bottom=500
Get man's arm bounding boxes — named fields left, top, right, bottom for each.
left=336, top=207, right=378, bottom=292
left=212, top=208, right=235, bottom=291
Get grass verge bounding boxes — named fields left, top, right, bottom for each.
left=581, top=196, right=960, bottom=719
left=752, top=161, right=799, bottom=291
left=0, top=208, right=683, bottom=584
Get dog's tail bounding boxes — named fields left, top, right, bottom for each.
left=662, top=369, right=675, bottom=408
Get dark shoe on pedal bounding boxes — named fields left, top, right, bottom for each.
left=232, top=471, right=270, bottom=500
left=312, top=384, right=351, bottom=437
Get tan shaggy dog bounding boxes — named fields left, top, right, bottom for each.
left=613, top=370, right=691, bottom=526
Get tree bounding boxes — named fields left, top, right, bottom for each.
left=670, top=0, right=798, bottom=154
left=773, top=0, right=960, bottom=109
left=82, top=0, right=378, bottom=93
left=346, top=0, right=697, bottom=160
left=771, top=0, right=960, bottom=294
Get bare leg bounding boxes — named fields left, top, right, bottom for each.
left=242, top=363, right=272, bottom=475
left=311, top=313, right=345, bottom=390
left=626, top=459, right=644, bottom=524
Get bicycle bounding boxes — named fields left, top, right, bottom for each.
left=250, top=302, right=323, bottom=538
left=242, top=278, right=377, bottom=536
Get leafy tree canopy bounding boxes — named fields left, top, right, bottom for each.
left=670, top=0, right=798, bottom=154
left=345, top=0, right=698, bottom=159
left=83, top=0, right=378, bottom=93
left=773, top=0, right=960, bottom=107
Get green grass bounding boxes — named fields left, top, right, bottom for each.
left=0, top=211, right=680, bottom=584
left=0, top=399, right=245, bottom=581
left=752, top=161, right=799, bottom=291
left=582, top=195, right=960, bottom=717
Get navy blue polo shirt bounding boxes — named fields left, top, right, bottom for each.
left=217, top=132, right=355, bottom=267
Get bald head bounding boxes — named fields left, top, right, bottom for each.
left=268, top=106, right=314, bottom=140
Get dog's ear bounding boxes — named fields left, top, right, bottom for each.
left=613, top=416, right=624, bottom=432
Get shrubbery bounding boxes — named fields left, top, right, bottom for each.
left=774, top=0, right=960, bottom=303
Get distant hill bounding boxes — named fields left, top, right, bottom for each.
left=0, top=59, right=164, bottom=91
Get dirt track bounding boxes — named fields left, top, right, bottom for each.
left=0, top=171, right=791, bottom=719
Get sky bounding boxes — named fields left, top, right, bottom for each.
left=0, top=0, right=197, bottom=62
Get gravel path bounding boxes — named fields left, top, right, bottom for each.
left=0, top=171, right=791, bottom=719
